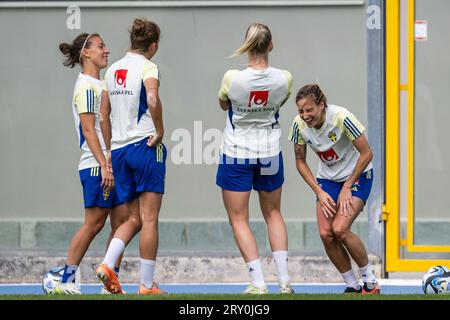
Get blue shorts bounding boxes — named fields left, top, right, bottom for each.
left=317, top=169, right=373, bottom=204
left=216, top=152, right=284, bottom=192
left=112, top=138, right=167, bottom=203
left=79, top=167, right=124, bottom=208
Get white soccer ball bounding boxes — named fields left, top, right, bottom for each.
left=42, top=266, right=64, bottom=294
left=422, top=265, right=450, bottom=294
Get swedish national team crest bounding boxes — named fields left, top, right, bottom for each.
left=328, top=131, right=337, bottom=143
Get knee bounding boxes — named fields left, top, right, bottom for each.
left=228, top=212, right=248, bottom=227
left=132, top=216, right=143, bottom=229
left=319, top=230, right=335, bottom=246
left=110, top=216, right=128, bottom=231
left=86, top=219, right=106, bottom=235
left=332, top=226, right=350, bottom=243
left=262, top=208, right=281, bottom=222
left=140, top=214, right=158, bottom=226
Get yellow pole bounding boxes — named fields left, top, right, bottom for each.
left=406, top=0, right=415, bottom=252
left=385, top=0, right=401, bottom=272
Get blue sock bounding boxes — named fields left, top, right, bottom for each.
left=114, top=267, right=120, bottom=277
left=61, top=264, right=78, bottom=283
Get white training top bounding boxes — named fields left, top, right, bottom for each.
left=72, top=73, right=106, bottom=170
left=218, top=67, right=293, bottom=159
left=103, top=52, right=160, bottom=150
left=288, top=104, right=373, bottom=182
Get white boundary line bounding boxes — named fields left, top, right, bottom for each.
left=0, top=280, right=422, bottom=287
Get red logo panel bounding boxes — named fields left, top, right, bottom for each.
left=248, top=91, right=269, bottom=108
left=114, top=69, right=128, bottom=88
left=317, top=148, right=339, bottom=162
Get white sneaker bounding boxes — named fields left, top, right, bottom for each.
left=279, top=283, right=295, bottom=294
left=100, top=286, right=126, bottom=294
left=241, top=284, right=268, bottom=295
left=54, top=282, right=81, bottom=295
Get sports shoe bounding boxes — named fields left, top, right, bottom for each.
left=241, top=284, right=269, bottom=295
left=343, top=286, right=362, bottom=294
left=95, top=263, right=123, bottom=294
left=100, top=286, right=126, bottom=294
left=54, top=282, right=81, bottom=295
left=362, top=282, right=380, bottom=295
left=279, top=282, right=295, bottom=294
left=137, top=282, right=168, bottom=295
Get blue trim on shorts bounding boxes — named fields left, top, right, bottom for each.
left=79, top=167, right=124, bottom=208
left=216, top=152, right=284, bottom=192
left=316, top=169, right=373, bottom=204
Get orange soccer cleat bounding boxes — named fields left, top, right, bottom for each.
left=95, top=263, right=123, bottom=294
left=362, top=282, right=381, bottom=295
left=137, top=282, right=168, bottom=295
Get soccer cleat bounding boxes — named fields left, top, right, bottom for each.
left=241, top=284, right=269, bottom=295
left=362, top=282, right=380, bottom=295
left=100, top=286, right=126, bottom=294
left=279, top=283, right=295, bottom=294
left=95, top=263, right=123, bottom=294
left=343, top=286, right=362, bottom=294
left=137, top=282, right=168, bottom=295
left=54, top=282, right=81, bottom=295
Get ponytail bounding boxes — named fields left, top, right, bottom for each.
left=59, top=33, right=98, bottom=68
left=232, top=23, right=272, bottom=57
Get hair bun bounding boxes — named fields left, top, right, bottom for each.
left=132, top=18, right=147, bottom=36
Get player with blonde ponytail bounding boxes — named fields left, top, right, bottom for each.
left=217, top=23, right=294, bottom=295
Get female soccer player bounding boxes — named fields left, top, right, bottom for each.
left=216, top=23, right=294, bottom=294
left=289, top=84, right=380, bottom=294
left=96, top=18, right=167, bottom=295
left=57, top=33, right=128, bottom=294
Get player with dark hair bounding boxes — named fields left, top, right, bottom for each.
left=289, top=84, right=380, bottom=294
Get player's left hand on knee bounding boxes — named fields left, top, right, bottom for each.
left=338, top=188, right=353, bottom=217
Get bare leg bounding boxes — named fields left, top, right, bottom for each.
left=258, top=187, right=287, bottom=252
left=112, top=198, right=142, bottom=245
left=332, top=197, right=369, bottom=268
left=222, top=190, right=258, bottom=262
left=108, top=204, right=129, bottom=269
left=316, top=203, right=352, bottom=273
left=66, top=207, right=109, bottom=265
left=138, top=192, right=162, bottom=260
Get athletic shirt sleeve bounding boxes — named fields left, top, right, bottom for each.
left=218, top=70, right=238, bottom=101
left=142, top=60, right=159, bottom=82
left=337, top=109, right=366, bottom=141
left=282, top=70, right=293, bottom=95
left=74, top=82, right=98, bottom=114
left=288, top=116, right=306, bottom=145
left=280, top=70, right=293, bottom=107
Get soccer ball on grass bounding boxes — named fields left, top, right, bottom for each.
left=422, top=265, right=450, bottom=294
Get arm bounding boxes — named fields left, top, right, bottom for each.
left=79, top=113, right=114, bottom=191
left=144, top=77, right=164, bottom=146
left=294, top=144, right=336, bottom=218
left=99, top=90, right=113, bottom=173
left=337, top=134, right=373, bottom=216
left=219, top=99, right=230, bottom=111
